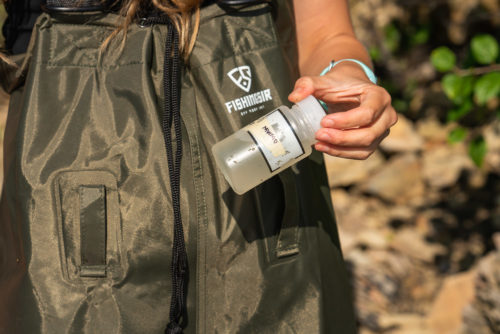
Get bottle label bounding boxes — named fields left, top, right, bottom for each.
left=247, top=109, right=305, bottom=172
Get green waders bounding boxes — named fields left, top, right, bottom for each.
left=0, top=1, right=357, bottom=333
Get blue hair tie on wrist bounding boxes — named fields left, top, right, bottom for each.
left=318, top=59, right=378, bottom=110
left=320, top=59, right=377, bottom=84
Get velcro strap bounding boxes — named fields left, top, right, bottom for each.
left=79, top=185, right=107, bottom=277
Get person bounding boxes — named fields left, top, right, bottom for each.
left=0, top=0, right=397, bottom=333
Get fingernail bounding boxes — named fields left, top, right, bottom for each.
left=288, top=91, right=300, bottom=102
left=315, top=143, right=327, bottom=152
left=322, top=119, right=334, bottom=127
left=317, top=132, right=330, bottom=142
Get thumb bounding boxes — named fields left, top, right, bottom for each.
left=288, top=76, right=323, bottom=103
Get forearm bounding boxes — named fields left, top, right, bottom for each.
left=293, top=0, right=372, bottom=79
left=290, top=0, right=397, bottom=161
left=298, top=35, right=372, bottom=79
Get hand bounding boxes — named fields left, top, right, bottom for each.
left=288, top=62, right=397, bottom=160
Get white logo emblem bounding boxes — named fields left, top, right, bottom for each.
left=227, top=66, right=252, bottom=93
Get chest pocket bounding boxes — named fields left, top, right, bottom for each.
left=190, top=3, right=292, bottom=130
left=189, top=3, right=301, bottom=262
left=54, top=170, right=123, bottom=283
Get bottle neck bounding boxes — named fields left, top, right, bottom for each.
left=295, top=95, right=327, bottom=133
left=285, top=105, right=319, bottom=147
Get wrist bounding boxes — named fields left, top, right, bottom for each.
left=321, top=59, right=377, bottom=84
left=327, top=61, right=371, bottom=82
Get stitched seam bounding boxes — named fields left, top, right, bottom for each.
left=185, top=94, right=208, bottom=334
left=224, top=18, right=276, bottom=44
left=52, top=23, right=115, bottom=30
left=79, top=186, right=87, bottom=266
left=37, top=61, right=144, bottom=68
left=276, top=244, right=299, bottom=253
left=194, top=123, right=208, bottom=334
left=190, top=43, right=278, bottom=70
left=99, top=187, right=106, bottom=265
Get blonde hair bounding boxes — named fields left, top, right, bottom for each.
left=106, top=0, right=203, bottom=60
left=1, top=0, right=203, bottom=63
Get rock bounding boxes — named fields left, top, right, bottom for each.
left=448, top=238, right=485, bottom=274
left=418, top=208, right=459, bottom=230
left=0, top=90, right=8, bottom=192
left=414, top=213, right=432, bottom=236
left=350, top=0, right=405, bottom=42
left=427, top=270, right=477, bottom=334
left=347, top=247, right=437, bottom=332
left=461, top=252, right=500, bottom=334
left=484, top=122, right=500, bottom=149
left=422, top=144, right=474, bottom=189
left=401, top=266, right=441, bottom=309
left=461, top=304, right=491, bottom=334
left=448, top=0, right=480, bottom=44
left=391, top=228, right=446, bottom=263
left=387, top=205, right=415, bottom=224
left=484, top=121, right=500, bottom=173
left=481, top=0, right=500, bottom=24
left=336, top=226, right=357, bottom=254
left=368, top=249, right=414, bottom=281
left=468, top=169, right=487, bottom=189
left=347, top=249, right=401, bottom=330
left=493, top=233, right=500, bottom=251
left=410, top=64, right=435, bottom=85
left=331, top=190, right=391, bottom=252
left=331, top=189, right=390, bottom=231
left=380, top=115, right=424, bottom=153
left=361, top=153, right=425, bottom=205
left=378, top=313, right=433, bottom=334
left=324, top=150, right=384, bottom=187
left=357, top=229, right=390, bottom=250
left=332, top=189, right=388, bottom=254
left=416, top=117, right=450, bottom=144
left=348, top=249, right=410, bottom=305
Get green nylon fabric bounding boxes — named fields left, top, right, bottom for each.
left=0, top=2, right=357, bottom=333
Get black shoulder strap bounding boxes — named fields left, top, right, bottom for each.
left=2, top=0, right=42, bottom=54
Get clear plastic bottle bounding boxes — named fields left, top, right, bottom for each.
left=212, top=95, right=326, bottom=194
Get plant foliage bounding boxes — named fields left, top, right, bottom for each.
left=430, top=34, right=500, bottom=166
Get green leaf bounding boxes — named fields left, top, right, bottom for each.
left=369, top=46, right=381, bottom=62
left=474, top=72, right=500, bottom=105
left=392, top=99, right=408, bottom=113
left=410, top=27, right=430, bottom=46
left=447, top=99, right=473, bottom=122
left=385, top=24, right=401, bottom=53
left=431, top=47, right=456, bottom=72
left=471, top=34, right=499, bottom=65
left=404, top=79, right=418, bottom=97
left=468, top=136, right=487, bottom=167
left=448, top=127, right=467, bottom=143
left=442, top=74, right=475, bottom=104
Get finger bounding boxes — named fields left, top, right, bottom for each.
left=317, top=109, right=394, bottom=148
left=289, top=76, right=368, bottom=104
left=316, top=85, right=365, bottom=102
left=321, top=86, right=391, bottom=130
left=324, top=100, right=361, bottom=114
left=315, top=130, right=390, bottom=160
left=288, top=76, right=325, bottom=103
left=315, top=143, right=376, bottom=160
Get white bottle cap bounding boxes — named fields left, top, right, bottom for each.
left=296, top=95, right=326, bottom=133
